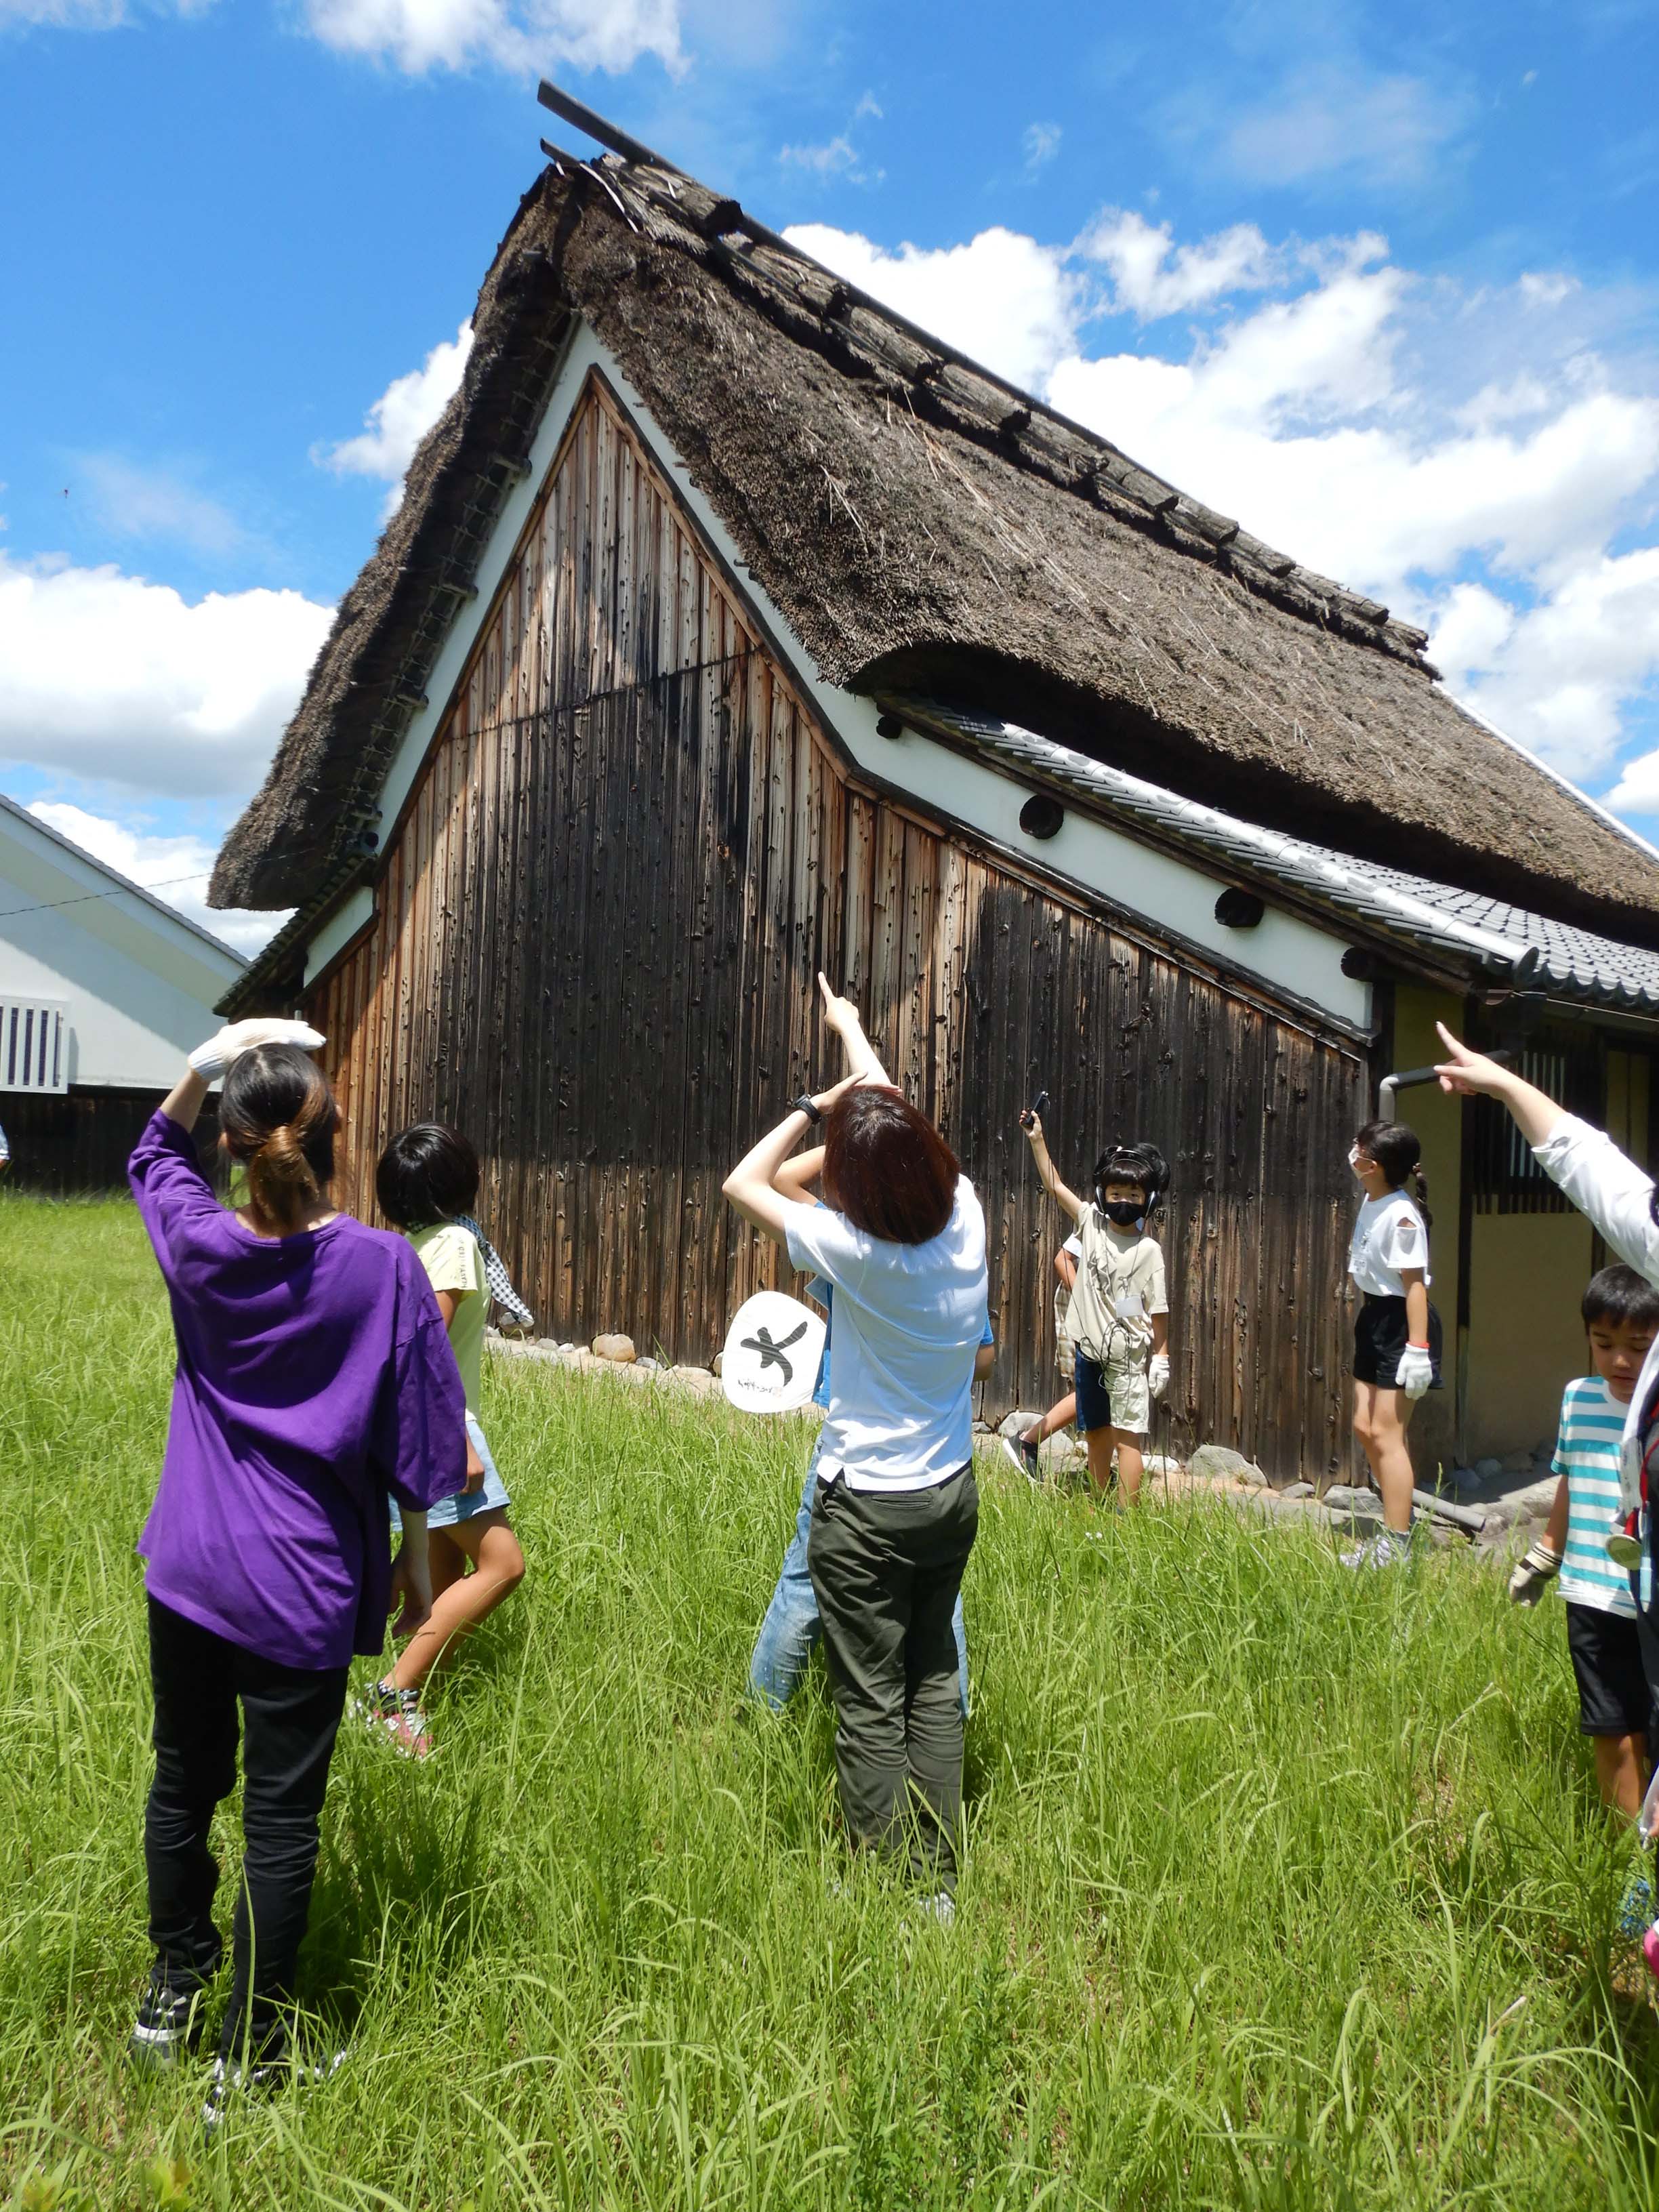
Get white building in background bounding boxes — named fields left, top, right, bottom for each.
left=0, top=792, right=245, bottom=1187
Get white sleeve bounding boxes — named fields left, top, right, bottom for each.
left=781, top=1200, right=867, bottom=1293
left=1377, top=1206, right=1427, bottom=1274
left=1532, top=1115, right=1659, bottom=1285
left=1062, top=1233, right=1082, bottom=1258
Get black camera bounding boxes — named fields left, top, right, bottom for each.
left=1019, top=1088, right=1050, bottom=1130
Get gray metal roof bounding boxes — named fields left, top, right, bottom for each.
left=888, top=699, right=1659, bottom=1014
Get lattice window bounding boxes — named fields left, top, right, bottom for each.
left=1470, top=1034, right=1602, bottom=1213
left=0, top=998, right=68, bottom=1094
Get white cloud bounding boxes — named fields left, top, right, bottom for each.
left=24, top=802, right=289, bottom=954
left=1210, top=62, right=1472, bottom=188
left=319, top=320, right=473, bottom=518
left=783, top=222, right=1082, bottom=394
left=0, top=0, right=206, bottom=23
left=1078, top=209, right=1277, bottom=320
left=1519, top=271, right=1578, bottom=310
left=0, top=553, right=332, bottom=796
left=780, top=94, right=884, bottom=186
left=1023, top=121, right=1061, bottom=173
left=299, top=0, right=681, bottom=75
left=75, top=454, right=249, bottom=556
left=781, top=135, right=860, bottom=178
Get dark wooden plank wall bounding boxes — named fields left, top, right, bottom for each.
left=0, top=1086, right=220, bottom=1193
left=308, top=371, right=1365, bottom=1477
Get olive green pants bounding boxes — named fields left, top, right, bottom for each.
left=806, top=1462, right=979, bottom=1889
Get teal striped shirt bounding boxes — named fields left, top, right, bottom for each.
left=1554, top=1374, right=1637, bottom=1616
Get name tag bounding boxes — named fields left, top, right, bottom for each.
left=1117, top=1290, right=1144, bottom=1318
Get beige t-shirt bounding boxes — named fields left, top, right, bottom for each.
left=1064, top=1205, right=1168, bottom=1368
left=409, top=1221, right=487, bottom=1412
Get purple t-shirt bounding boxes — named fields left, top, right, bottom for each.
left=129, top=1109, right=468, bottom=1669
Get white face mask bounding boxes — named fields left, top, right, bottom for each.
left=1348, top=1146, right=1364, bottom=1170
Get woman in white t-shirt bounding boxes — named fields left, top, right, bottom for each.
left=723, top=980, right=989, bottom=1910
left=1346, top=1118, right=1442, bottom=1570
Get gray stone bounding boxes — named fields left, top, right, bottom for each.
left=711, top=1351, right=722, bottom=1378
left=1143, top=1453, right=1185, bottom=1478
left=1501, top=1449, right=1536, bottom=1474
left=1187, top=1443, right=1272, bottom=1488
left=1282, top=1481, right=1315, bottom=1501
left=998, top=1410, right=1042, bottom=1440
left=1475, top=1457, right=1504, bottom=1480
left=635, top=1355, right=661, bottom=1372
left=1322, top=1484, right=1382, bottom=1516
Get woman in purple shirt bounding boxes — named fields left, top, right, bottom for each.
left=126, top=1020, right=467, bottom=2111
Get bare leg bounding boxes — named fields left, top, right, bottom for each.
left=390, top=1512, right=526, bottom=1693
left=1084, top=1428, right=1117, bottom=1498
left=1355, top=1381, right=1414, bottom=1534
left=1594, top=1731, right=1648, bottom=1822
left=1031, top=1393, right=1078, bottom=1443
left=1111, top=1429, right=1145, bottom=1504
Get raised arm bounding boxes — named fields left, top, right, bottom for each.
left=159, top=1019, right=327, bottom=1134
left=1435, top=1023, right=1659, bottom=1281
left=818, top=973, right=893, bottom=1088
left=724, top=1075, right=864, bottom=1246
left=1019, top=1111, right=1084, bottom=1223
left=773, top=1144, right=825, bottom=1204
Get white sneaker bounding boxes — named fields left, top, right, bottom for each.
left=1342, top=1526, right=1408, bottom=1571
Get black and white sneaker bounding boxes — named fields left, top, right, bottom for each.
left=1000, top=1428, right=1042, bottom=1484
left=201, top=2045, right=346, bottom=2131
left=129, top=1965, right=211, bottom=2072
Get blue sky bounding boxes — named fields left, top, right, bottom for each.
left=3, top=0, right=1658, bottom=945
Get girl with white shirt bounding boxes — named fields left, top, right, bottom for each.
left=1346, top=1119, right=1442, bottom=1570
left=723, top=979, right=988, bottom=1912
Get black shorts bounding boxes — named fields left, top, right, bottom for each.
left=1565, top=1602, right=1653, bottom=1738
left=1353, top=1293, right=1443, bottom=1389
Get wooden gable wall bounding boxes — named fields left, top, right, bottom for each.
left=306, top=368, right=1366, bottom=1477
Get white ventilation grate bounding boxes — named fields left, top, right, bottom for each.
left=0, top=998, right=68, bottom=1094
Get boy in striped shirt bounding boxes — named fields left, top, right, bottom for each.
left=1511, top=1265, right=1659, bottom=1826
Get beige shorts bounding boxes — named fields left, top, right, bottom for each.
left=1076, top=1349, right=1151, bottom=1438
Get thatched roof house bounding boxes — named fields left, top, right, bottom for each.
left=216, top=100, right=1659, bottom=946
left=212, top=94, right=1659, bottom=1477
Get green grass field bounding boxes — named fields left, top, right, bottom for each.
left=5, top=1193, right=1659, bottom=2210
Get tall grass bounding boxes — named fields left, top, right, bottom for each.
left=2, top=1191, right=1657, bottom=2209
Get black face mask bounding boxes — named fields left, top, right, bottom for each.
left=1102, top=1198, right=1145, bottom=1227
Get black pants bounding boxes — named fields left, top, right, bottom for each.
left=144, top=1597, right=348, bottom=2063
left=807, top=1463, right=978, bottom=1890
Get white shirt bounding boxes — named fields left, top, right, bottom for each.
left=782, top=1177, right=989, bottom=1491
left=1533, top=1113, right=1659, bottom=1516
left=1349, top=1189, right=1431, bottom=1297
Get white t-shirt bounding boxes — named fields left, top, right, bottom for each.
left=781, top=1177, right=989, bottom=1491
left=1349, top=1190, right=1431, bottom=1297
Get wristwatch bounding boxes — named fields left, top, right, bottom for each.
left=791, top=1092, right=821, bottom=1123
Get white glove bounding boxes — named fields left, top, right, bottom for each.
left=1395, top=1342, right=1434, bottom=1400
left=1147, top=1353, right=1170, bottom=1402
left=1507, top=1541, right=1561, bottom=1607
left=189, top=1018, right=325, bottom=1080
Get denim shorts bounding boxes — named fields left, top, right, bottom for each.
left=390, top=1410, right=511, bottom=1534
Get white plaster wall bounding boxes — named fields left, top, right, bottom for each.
left=0, top=811, right=244, bottom=1090
left=342, top=323, right=1368, bottom=1030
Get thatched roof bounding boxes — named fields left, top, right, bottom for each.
left=212, top=127, right=1659, bottom=948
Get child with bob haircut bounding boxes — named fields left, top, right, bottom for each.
left=1344, top=1118, right=1441, bottom=1571
left=366, top=1124, right=527, bottom=1757
left=1019, top=1114, right=1170, bottom=1502
left=1509, top=1265, right=1659, bottom=1856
